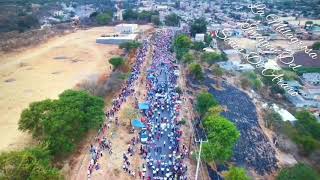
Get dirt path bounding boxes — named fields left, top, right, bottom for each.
left=0, top=25, right=151, bottom=152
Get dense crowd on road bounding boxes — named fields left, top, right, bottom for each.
left=136, top=30, right=188, bottom=179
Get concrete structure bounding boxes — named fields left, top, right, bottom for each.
left=96, top=34, right=138, bottom=45
left=115, top=24, right=138, bottom=34
left=195, top=33, right=205, bottom=42
left=272, top=104, right=297, bottom=122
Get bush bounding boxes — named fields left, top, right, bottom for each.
left=277, top=163, right=320, bottom=180
left=225, top=166, right=250, bottom=180
left=201, top=52, right=223, bottom=65
left=119, top=41, right=141, bottom=53
left=0, top=147, right=63, bottom=179
left=189, top=63, right=204, bottom=81
left=196, top=92, right=218, bottom=117
left=192, top=41, right=206, bottom=51
left=109, top=57, right=124, bottom=69
left=182, top=53, right=194, bottom=64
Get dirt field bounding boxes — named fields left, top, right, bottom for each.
left=0, top=25, right=151, bottom=152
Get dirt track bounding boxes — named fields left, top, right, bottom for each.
left=0, top=25, right=150, bottom=152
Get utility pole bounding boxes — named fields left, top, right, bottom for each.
left=195, top=139, right=208, bottom=180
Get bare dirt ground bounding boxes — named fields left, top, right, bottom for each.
left=0, top=25, right=151, bottom=152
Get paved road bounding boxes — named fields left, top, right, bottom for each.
left=142, top=30, right=187, bottom=179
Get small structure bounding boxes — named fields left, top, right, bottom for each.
left=96, top=34, right=137, bottom=45
left=195, top=33, right=205, bottom=42
left=131, top=119, right=146, bottom=128
left=272, top=104, right=297, bottom=122
left=115, top=24, right=138, bottom=34
left=138, top=103, right=150, bottom=110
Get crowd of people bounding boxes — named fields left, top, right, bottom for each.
left=136, top=30, right=188, bottom=179
left=87, top=39, right=150, bottom=179
left=203, top=73, right=278, bottom=175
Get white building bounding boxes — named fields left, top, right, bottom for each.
left=96, top=34, right=138, bottom=45
left=195, top=33, right=205, bottom=42
left=272, top=104, right=297, bottom=122
left=115, top=24, right=138, bottom=34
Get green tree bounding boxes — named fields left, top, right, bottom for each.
left=189, top=63, right=204, bottom=81
left=225, top=166, right=250, bottom=180
left=190, top=18, right=207, bottom=37
left=192, top=41, right=206, bottom=51
left=201, top=52, right=222, bottom=65
left=119, top=41, right=142, bottom=53
left=204, top=34, right=213, bottom=46
left=265, top=110, right=283, bottom=130
left=151, top=15, right=161, bottom=26
left=19, top=90, right=105, bottom=156
left=196, top=92, right=218, bottom=117
left=312, top=41, right=320, bottom=50
left=164, top=13, right=180, bottom=26
left=295, top=110, right=320, bottom=140
left=123, top=9, right=139, bottom=21
left=0, top=147, right=63, bottom=179
left=109, top=57, right=124, bottom=69
left=277, top=163, right=320, bottom=180
left=96, top=13, right=112, bottom=25
left=182, top=53, right=194, bottom=64
left=174, top=35, right=192, bottom=49
left=202, top=115, right=240, bottom=163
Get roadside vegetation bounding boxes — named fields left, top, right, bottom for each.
left=264, top=109, right=320, bottom=165
left=196, top=92, right=241, bottom=176
left=0, top=89, right=105, bottom=179
left=276, top=163, right=320, bottom=180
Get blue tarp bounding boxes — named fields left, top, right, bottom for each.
left=138, top=103, right=149, bottom=110
left=148, top=75, right=155, bottom=79
left=132, top=119, right=145, bottom=128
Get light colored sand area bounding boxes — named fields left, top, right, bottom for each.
left=0, top=26, right=152, bottom=152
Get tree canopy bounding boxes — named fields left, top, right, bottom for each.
left=202, top=114, right=240, bottom=163
left=0, top=147, right=63, bottom=179
left=196, top=92, right=218, bottom=117
left=182, top=53, right=195, bottom=64
left=164, top=13, right=180, bottom=26
left=151, top=15, right=161, bottom=26
left=174, top=35, right=192, bottom=49
left=201, top=52, right=223, bottom=65
left=189, top=63, right=204, bottom=81
left=19, top=90, right=105, bottom=156
left=119, top=41, right=142, bottom=53
left=225, top=166, right=250, bottom=180
left=190, top=18, right=207, bottom=37
left=96, top=12, right=112, bottom=25
left=192, top=41, right=206, bottom=51
left=109, top=56, right=125, bottom=69
left=277, top=163, right=320, bottom=180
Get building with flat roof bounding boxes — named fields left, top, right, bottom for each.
left=115, top=24, right=138, bottom=34
left=96, top=34, right=138, bottom=45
